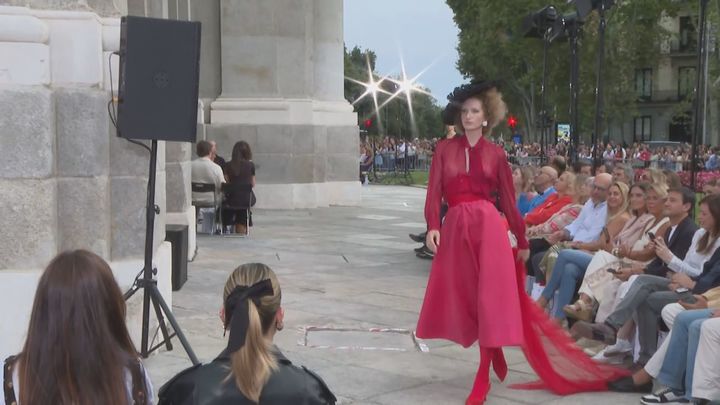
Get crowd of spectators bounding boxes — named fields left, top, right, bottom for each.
left=507, top=141, right=720, bottom=173
left=513, top=159, right=720, bottom=404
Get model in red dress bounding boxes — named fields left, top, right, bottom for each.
left=416, top=82, right=628, bottom=404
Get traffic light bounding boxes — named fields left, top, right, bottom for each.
left=507, top=115, right=518, bottom=130
left=364, top=119, right=372, bottom=129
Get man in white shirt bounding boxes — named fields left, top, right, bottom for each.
left=191, top=140, right=225, bottom=204
left=525, top=173, right=611, bottom=278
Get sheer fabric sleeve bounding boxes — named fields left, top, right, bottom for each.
left=497, top=151, right=528, bottom=249
left=424, top=141, right=445, bottom=231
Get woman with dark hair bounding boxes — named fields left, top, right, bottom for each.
left=223, top=141, right=256, bottom=235
left=416, top=81, right=626, bottom=404
left=2, top=250, right=152, bottom=405
left=158, top=263, right=335, bottom=404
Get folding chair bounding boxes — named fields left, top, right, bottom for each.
left=191, top=182, right=222, bottom=234
left=222, top=183, right=254, bottom=237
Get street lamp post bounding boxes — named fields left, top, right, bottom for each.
left=691, top=0, right=711, bottom=192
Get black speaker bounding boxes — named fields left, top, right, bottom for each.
left=166, top=224, right=189, bottom=291
left=117, top=16, right=201, bottom=143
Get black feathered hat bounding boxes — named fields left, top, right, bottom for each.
left=441, top=80, right=499, bottom=125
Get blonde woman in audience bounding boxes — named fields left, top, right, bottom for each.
left=536, top=181, right=631, bottom=320
left=526, top=173, right=588, bottom=239
left=563, top=182, right=661, bottom=322
left=158, top=263, right=335, bottom=404
left=525, top=170, right=576, bottom=227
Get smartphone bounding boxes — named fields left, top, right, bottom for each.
left=648, top=232, right=656, bottom=241
left=675, top=287, right=698, bottom=304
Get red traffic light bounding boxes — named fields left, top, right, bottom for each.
left=507, top=115, right=518, bottom=129
left=364, top=119, right=372, bottom=129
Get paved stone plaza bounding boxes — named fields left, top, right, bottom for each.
left=145, top=185, right=642, bottom=404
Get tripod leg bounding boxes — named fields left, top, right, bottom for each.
left=149, top=290, right=174, bottom=351
left=149, top=285, right=200, bottom=365
left=141, top=287, right=151, bottom=357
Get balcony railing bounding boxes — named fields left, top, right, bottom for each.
left=637, top=89, right=692, bottom=104
left=666, top=38, right=698, bottom=55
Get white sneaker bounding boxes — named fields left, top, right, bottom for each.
left=641, top=388, right=689, bottom=404
left=604, top=339, right=633, bottom=356
left=592, top=347, right=625, bottom=365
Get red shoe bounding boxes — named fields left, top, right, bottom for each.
left=465, top=382, right=490, bottom=405
left=492, top=349, right=508, bottom=382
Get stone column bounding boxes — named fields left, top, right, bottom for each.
left=208, top=0, right=360, bottom=209
left=0, top=3, right=172, bottom=361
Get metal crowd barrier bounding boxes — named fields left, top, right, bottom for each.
left=370, top=152, right=432, bottom=172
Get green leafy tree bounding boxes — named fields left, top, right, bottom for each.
left=344, top=45, right=445, bottom=139
left=446, top=0, right=684, bottom=143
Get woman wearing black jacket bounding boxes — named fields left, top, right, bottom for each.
left=158, top=263, right=335, bottom=405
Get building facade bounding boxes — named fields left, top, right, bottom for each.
left=611, top=9, right=719, bottom=146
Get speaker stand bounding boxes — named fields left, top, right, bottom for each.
left=123, top=140, right=199, bottom=365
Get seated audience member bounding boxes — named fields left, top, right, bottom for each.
left=703, top=178, right=720, bottom=196
left=525, top=171, right=576, bottom=227
left=525, top=166, right=558, bottom=214
left=210, top=140, right=227, bottom=172
left=527, top=173, right=612, bottom=278
left=513, top=165, right=537, bottom=216
left=2, top=250, right=153, bottom=405
left=223, top=141, right=256, bottom=235
left=596, top=164, right=608, bottom=174
left=639, top=168, right=667, bottom=186
left=663, top=169, right=683, bottom=189
left=536, top=181, right=631, bottom=320
left=609, top=286, right=720, bottom=401
left=612, top=163, right=634, bottom=185
left=550, top=156, right=567, bottom=176
left=562, top=182, right=662, bottom=323
left=526, top=174, right=588, bottom=239
left=577, top=162, right=592, bottom=176
left=158, top=263, right=336, bottom=405
left=191, top=140, right=226, bottom=204
left=573, top=194, right=720, bottom=366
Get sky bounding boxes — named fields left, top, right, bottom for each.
left=343, top=0, right=465, bottom=105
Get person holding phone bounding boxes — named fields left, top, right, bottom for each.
left=573, top=192, right=720, bottom=367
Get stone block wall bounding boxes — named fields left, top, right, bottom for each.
left=0, top=4, right=172, bottom=362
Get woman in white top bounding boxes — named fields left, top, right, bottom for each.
left=654, top=195, right=720, bottom=278
left=2, top=250, right=153, bottom=405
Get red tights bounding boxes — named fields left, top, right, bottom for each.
left=467, top=347, right=507, bottom=405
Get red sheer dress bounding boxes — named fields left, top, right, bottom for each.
left=416, top=135, right=628, bottom=394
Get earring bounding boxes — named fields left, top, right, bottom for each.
left=276, top=321, right=284, bottom=331
left=482, top=120, right=488, bottom=127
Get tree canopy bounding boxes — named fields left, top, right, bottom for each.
left=446, top=0, right=720, bottom=143
left=344, top=45, right=445, bottom=139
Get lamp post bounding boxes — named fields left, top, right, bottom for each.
left=522, top=5, right=561, bottom=160
left=592, top=0, right=614, bottom=174
left=691, top=0, right=711, bottom=192
left=566, top=15, right=582, bottom=165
